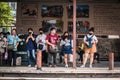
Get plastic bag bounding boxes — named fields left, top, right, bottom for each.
left=4, top=52, right=8, bottom=60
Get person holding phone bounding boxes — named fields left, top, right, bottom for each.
left=25, top=28, right=37, bottom=67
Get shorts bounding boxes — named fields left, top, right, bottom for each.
left=84, top=44, right=97, bottom=54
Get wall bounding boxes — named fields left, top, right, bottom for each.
left=16, top=2, right=120, bottom=35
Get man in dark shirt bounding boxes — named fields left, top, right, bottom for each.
left=25, top=28, right=37, bottom=67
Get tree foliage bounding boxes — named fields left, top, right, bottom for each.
left=0, top=2, right=13, bottom=26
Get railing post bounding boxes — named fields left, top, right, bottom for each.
left=109, top=52, right=114, bottom=70
left=37, top=50, right=42, bottom=70
left=73, top=0, right=77, bottom=69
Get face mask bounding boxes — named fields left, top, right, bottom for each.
left=29, top=32, right=32, bottom=35
left=89, top=33, right=92, bottom=35
left=40, top=32, right=43, bottom=35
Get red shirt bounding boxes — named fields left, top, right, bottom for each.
left=46, top=34, right=58, bottom=50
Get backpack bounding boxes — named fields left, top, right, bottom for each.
left=86, top=35, right=94, bottom=48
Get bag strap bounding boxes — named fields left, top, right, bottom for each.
left=86, top=35, right=94, bottom=40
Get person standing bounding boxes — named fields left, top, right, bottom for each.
left=80, top=27, right=98, bottom=68
left=60, top=36, right=73, bottom=68
left=46, top=27, right=58, bottom=67
left=36, top=28, right=46, bottom=70
left=25, top=28, right=37, bottom=67
left=6, top=29, right=20, bottom=66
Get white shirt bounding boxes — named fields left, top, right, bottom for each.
left=84, top=34, right=98, bottom=43
left=60, top=39, right=73, bottom=48
left=36, top=34, right=46, bottom=51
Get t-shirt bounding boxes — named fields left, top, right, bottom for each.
left=7, top=35, right=20, bottom=46
left=46, top=34, right=58, bottom=50
left=25, top=34, right=37, bottom=50
left=83, top=34, right=98, bottom=44
left=36, top=34, right=46, bottom=51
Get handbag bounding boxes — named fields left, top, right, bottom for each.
left=4, top=52, right=8, bottom=60
left=49, top=46, right=58, bottom=53
left=38, top=44, right=43, bottom=50
left=8, top=44, right=14, bottom=50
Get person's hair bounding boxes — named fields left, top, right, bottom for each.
left=50, top=27, right=56, bottom=31
left=89, top=27, right=94, bottom=32
left=0, top=32, right=3, bottom=35
left=7, top=32, right=10, bottom=35
left=63, top=36, right=69, bottom=41
left=28, top=28, right=33, bottom=31
left=63, top=31, right=69, bottom=36
left=12, top=29, right=17, bottom=32
left=39, top=28, right=43, bottom=31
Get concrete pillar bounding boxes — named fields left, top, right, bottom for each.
left=109, top=52, right=114, bottom=70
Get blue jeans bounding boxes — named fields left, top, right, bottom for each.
left=27, top=49, right=36, bottom=65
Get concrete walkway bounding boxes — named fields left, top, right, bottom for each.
left=0, top=77, right=120, bottom=80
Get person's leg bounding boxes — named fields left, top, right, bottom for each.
left=31, top=49, right=36, bottom=65
left=8, top=50, right=12, bottom=66
left=44, top=51, right=48, bottom=64
left=59, top=52, right=63, bottom=63
left=13, top=51, right=17, bottom=66
left=64, top=54, right=68, bottom=67
left=42, top=50, right=46, bottom=64
left=80, top=50, right=84, bottom=62
left=53, top=53, right=57, bottom=66
left=27, top=50, right=31, bottom=66
left=97, top=53, right=100, bottom=63
left=80, top=52, right=89, bottom=67
left=89, top=53, right=94, bottom=68
left=48, top=52, right=53, bottom=66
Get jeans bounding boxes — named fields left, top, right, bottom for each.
left=27, top=49, right=36, bottom=65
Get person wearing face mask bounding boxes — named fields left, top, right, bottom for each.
left=60, top=31, right=73, bottom=65
left=36, top=28, right=47, bottom=70
left=80, top=27, right=98, bottom=68
left=46, top=27, right=59, bottom=67
left=25, top=28, right=37, bottom=67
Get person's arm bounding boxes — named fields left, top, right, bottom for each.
left=46, top=35, right=55, bottom=48
left=30, top=34, right=35, bottom=41
left=93, top=35, right=98, bottom=44
left=26, top=35, right=30, bottom=43
left=6, top=36, right=9, bottom=51
left=36, top=36, right=39, bottom=43
left=46, top=40, right=54, bottom=47
left=42, top=35, right=46, bottom=44
left=83, top=35, right=89, bottom=46
left=14, top=36, right=20, bottom=49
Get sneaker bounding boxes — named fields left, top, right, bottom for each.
left=37, top=67, right=42, bottom=70
left=80, top=65, right=85, bottom=68
left=49, top=65, right=52, bottom=67
left=65, top=64, right=68, bottom=68
left=89, top=65, right=93, bottom=68
left=28, top=64, right=31, bottom=67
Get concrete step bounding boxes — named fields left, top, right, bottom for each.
left=0, top=77, right=120, bottom=80
left=0, top=67, right=120, bottom=78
